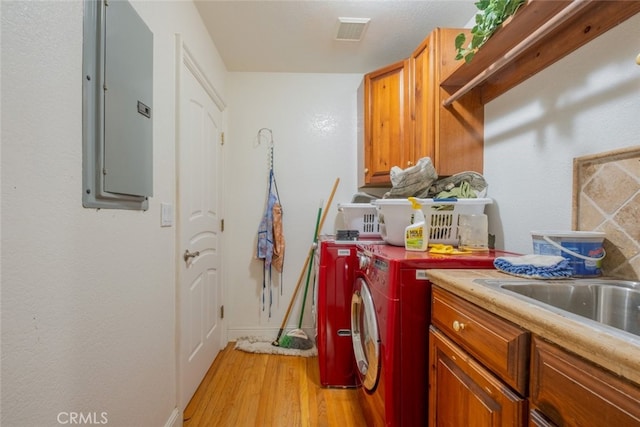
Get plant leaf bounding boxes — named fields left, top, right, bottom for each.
left=454, top=0, right=525, bottom=63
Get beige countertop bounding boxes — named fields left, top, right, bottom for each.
left=427, top=269, right=640, bottom=387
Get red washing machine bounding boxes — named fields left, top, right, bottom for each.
left=351, top=244, right=511, bottom=426
left=316, top=235, right=384, bottom=387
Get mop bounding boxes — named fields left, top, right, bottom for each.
left=273, top=178, right=340, bottom=349
left=277, top=204, right=322, bottom=350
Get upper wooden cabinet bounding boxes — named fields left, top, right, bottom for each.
left=359, top=28, right=484, bottom=187
left=442, top=0, right=640, bottom=105
left=412, top=28, right=484, bottom=178
left=361, top=59, right=411, bottom=186
left=359, top=2, right=640, bottom=187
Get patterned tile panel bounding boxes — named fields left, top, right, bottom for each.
left=574, top=147, right=640, bottom=280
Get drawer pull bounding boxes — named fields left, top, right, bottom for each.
left=453, top=320, right=466, bottom=332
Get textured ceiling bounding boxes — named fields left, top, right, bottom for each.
left=194, top=1, right=477, bottom=73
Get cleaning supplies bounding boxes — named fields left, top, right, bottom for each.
left=404, top=197, right=428, bottom=251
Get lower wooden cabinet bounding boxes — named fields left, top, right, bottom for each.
left=429, top=327, right=527, bottom=427
left=428, top=285, right=640, bottom=427
left=529, top=337, right=640, bottom=426
left=431, top=286, right=530, bottom=395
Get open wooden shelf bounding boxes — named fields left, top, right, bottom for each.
left=441, top=0, right=640, bottom=105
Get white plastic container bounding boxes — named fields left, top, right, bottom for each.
left=337, top=203, right=380, bottom=237
left=459, top=213, right=489, bottom=251
left=531, top=230, right=606, bottom=276
left=372, top=198, right=492, bottom=246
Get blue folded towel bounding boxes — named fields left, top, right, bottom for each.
left=493, top=255, right=573, bottom=279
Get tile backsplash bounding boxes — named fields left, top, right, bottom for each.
left=573, top=146, right=640, bottom=280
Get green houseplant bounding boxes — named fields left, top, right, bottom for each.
left=455, top=0, right=526, bottom=63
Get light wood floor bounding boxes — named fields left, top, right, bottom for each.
left=183, top=342, right=365, bottom=426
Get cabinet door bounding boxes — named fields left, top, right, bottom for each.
left=362, top=59, right=411, bottom=186
left=411, top=33, right=435, bottom=165
left=431, top=286, right=530, bottom=395
left=429, top=328, right=527, bottom=427
left=412, top=28, right=484, bottom=176
left=530, top=337, right=640, bottom=426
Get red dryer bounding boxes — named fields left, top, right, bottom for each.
left=316, top=236, right=359, bottom=387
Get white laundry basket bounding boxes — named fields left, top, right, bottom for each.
left=337, top=203, right=380, bottom=238
left=372, top=198, right=492, bottom=246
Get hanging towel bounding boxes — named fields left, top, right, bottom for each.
left=257, top=169, right=283, bottom=316
left=272, top=202, right=285, bottom=273
left=493, top=255, right=573, bottom=279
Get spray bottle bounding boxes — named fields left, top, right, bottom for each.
left=404, top=197, right=428, bottom=251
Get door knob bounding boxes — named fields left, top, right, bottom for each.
left=183, top=249, right=200, bottom=262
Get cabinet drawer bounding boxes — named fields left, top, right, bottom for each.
left=432, top=287, right=530, bottom=395
left=530, top=337, right=640, bottom=426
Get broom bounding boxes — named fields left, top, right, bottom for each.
left=273, top=178, right=340, bottom=349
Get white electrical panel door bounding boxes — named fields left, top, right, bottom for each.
left=103, top=0, right=153, bottom=198
left=82, top=0, right=153, bottom=210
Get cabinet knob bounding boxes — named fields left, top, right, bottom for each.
left=364, top=168, right=369, bottom=175
left=407, top=161, right=413, bottom=167
left=636, top=53, right=640, bottom=65
left=452, top=320, right=465, bottom=332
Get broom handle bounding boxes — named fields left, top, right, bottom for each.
left=298, top=178, right=340, bottom=327
left=272, top=178, right=340, bottom=345
left=297, top=204, right=322, bottom=329
left=316, top=177, right=340, bottom=240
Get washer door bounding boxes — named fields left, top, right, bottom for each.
left=351, top=277, right=380, bottom=391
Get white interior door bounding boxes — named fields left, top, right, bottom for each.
left=177, top=43, right=224, bottom=409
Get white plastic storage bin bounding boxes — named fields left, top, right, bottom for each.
left=372, top=198, right=492, bottom=246
left=337, top=203, right=380, bottom=238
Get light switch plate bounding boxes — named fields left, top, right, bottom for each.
left=161, top=203, right=173, bottom=227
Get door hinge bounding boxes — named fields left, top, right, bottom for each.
left=221, top=219, right=224, bottom=232
left=220, top=132, right=225, bottom=145
left=220, top=305, right=224, bottom=319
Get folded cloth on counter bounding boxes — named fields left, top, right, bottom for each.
left=383, top=157, right=438, bottom=199
left=417, top=171, right=488, bottom=199
left=493, top=255, right=573, bottom=279
left=434, top=181, right=475, bottom=199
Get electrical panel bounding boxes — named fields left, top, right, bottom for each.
left=83, top=0, right=153, bottom=210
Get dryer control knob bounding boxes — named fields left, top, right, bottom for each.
left=358, top=253, right=370, bottom=270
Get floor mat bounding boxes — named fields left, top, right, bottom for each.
left=234, top=336, right=317, bottom=357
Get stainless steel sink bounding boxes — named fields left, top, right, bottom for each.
left=474, top=279, right=640, bottom=337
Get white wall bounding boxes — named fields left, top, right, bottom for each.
left=3, top=0, right=639, bottom=423
left=484, top=13, right=640, bottom=255
left=1, top=1, right=226, bottom=425
left=224, top=72, right=362, bottom=339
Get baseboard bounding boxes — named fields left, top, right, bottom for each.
left=164, top=407, right=181, bottom=427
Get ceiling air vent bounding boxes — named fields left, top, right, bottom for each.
left=335, top=17, right=370, bottom=41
